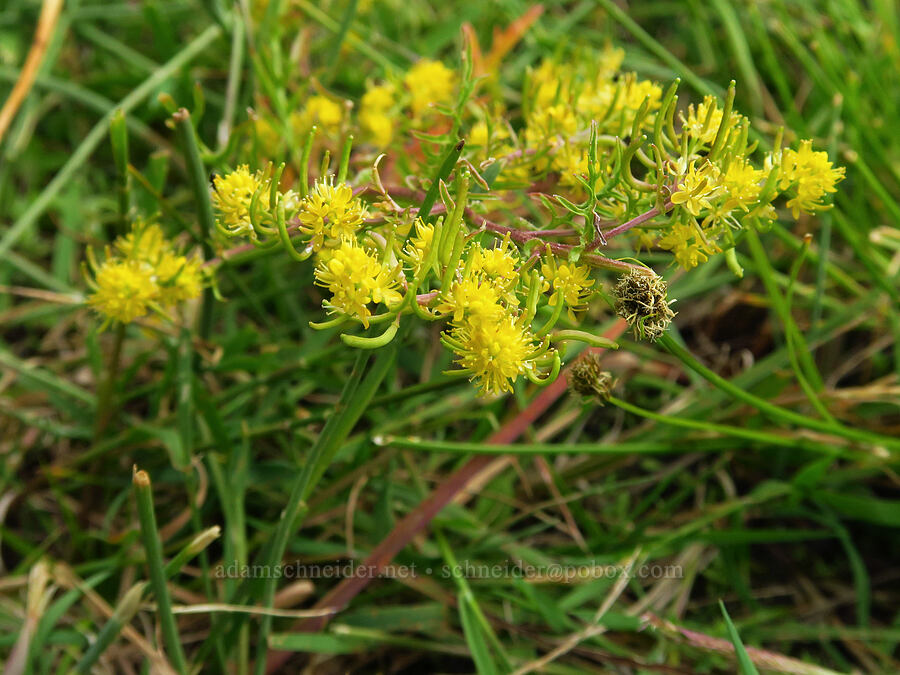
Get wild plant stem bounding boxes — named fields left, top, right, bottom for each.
left=657, top=333, right=900, bottom=452
left=133, top=468, right=188, bottom=675
left=174, top=108, right=216, bottom=341
left=93, top=322, right=126, bottom=440
left=253, top=343, right=399, bottom=673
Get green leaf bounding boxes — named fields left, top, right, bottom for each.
left=719, top=601, right=760, bottom=675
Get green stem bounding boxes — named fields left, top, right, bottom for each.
left=93, top=323, right=126, bottom=440
left=75, top=582, right=147, bottom=674
left=173, top=108, right=216, bottom=341
left=253, top=342, right=399, bottom=673
left=109, top=109, right=130, bottom=231
left=421, top=140, right=465, bottom=224
left=133, top=468, right=188, bottom=675
left=607, top=396, right=843, bottom=456
left=745, top=228, right=826, bottom=395
left=657, top=334, right=900, bottom=452
left=746, top=230, right=833, bottom=422
left=536, top=297, right=565, bottom=338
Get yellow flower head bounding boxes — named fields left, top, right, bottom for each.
left=212, top=165, right=269, bottom=237
left=404, top=59, right=456, bottom=116
left=359, top=83, right=395, bottom=146
left=682, top=95, right=724, bottom=145
left=154, top=252, right=204, bottom=306
left=88, top=259, right=158, bottom=324
left=671, top=161, right=722, bottom=216
left=362, top=83, right=395, bottom=112
left=525, top=103, right=578, bottom=146
left=298, top=178, right=369, bottom=251
left=88, top=222, right=204, bottom=323
left=469, top=237, right=520, bottom=283
left=529, top=60, right=574, bottom=109
left=657, top=221, right=713, bottom=270
left=252, top=115, right=280, bottom=157
left=360, top=110, right=393, bottom=146
left=777, top=140, right=846, bottom=217
left=541, top=258, right=594, bottom=314
left=294, top=95, right=344, bottom=135
left=436, top=276, right=506, bottom=328
left=403, top=217, right=435, bottom=271
left=596, top=44, right=625, bottom=79
left=448, top=315, right=537, bottom=397
left=314, top=239, right=402, bottom=327
left=584, top=74, right=662, bottom=134
left=114, top=223, right=168, bottom=261
left=720, top=158, right=765, bottom=211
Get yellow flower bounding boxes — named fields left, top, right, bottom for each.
left=470, top=120, right=490, bottom=147
left=597, top=44, right=625, bottom=79
left=447, top=315, right=537, bottom=396
left=633, top=228, right=657, bottom=252
left=293, top=95, right=343, bottom=135
left=155, top=252, right=204, bottom=306
left=525, top=104, right=578, bottom=146
left=360, top=83, right=395, bottom=146
left=778, top=139, right=846, bottom=217
left=298, top=179, right=369, bottom=251
left=212, top=165, right=269, bottom=237
left=252, top=115, right=280, bottom=156
left=314, top=239, right=402, bottom=327
left=360, top=110, right=393, bottom=146
left=673, top=243, right=709, bottom=269
left=87, top=222, right=205, bottom=324
left=436, top=276, right=506, bottom=328
left=404, top=59, right=456, bottom=116
left=583, top=74, right=662, bottom=134
left=671, top=161, right=722, bottom=216
left=88, top=259, right=159, bottom=324
left=469, top=237, right=520, bottom=283
left=658, top=221, right=714, bottom=270
left=541, top=258, right=594, bottom=314
left=403, top=217, right=435, bottom=271
left=529, top=60, right=574, bottom=109
left=362, top=83, right=395, bottom=111
left=682, top=95, right=724, bottom=144
left=720, top=158, right=765, bottom=211
left=114, top=223, right=168, bottom=261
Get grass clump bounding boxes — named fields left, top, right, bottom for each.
left=1, top=1, right=898, bottom=674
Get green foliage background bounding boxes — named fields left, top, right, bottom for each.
left=1, top=1, right=899, bottom=673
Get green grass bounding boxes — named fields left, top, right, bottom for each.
left=2, top=1, right=899, bottom=674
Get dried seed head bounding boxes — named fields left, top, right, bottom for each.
left=568, top=353, right=616, bottom=401
left=614, top=269, right=675, bottom=342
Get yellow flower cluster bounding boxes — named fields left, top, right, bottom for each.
left=359, top=84, right=395, bottom=147
left=294, top=95, right=344, bottom=136
left=314, top=239, right=402, bottom=327
left=357, top=58, right=456, bottom=147
left=450, top=315, right=538, bottom=397
left=198, top=44, right=847, bottom=397
left=778, top=140, right=846, bottom=217
left=213, top=168, right=401, bottom=328
left=404, top=59, right=457, bottom=116
left=211, top=165, right=269, bottom=238
left=541, top=256, right=595, bottom=319
left=438, top=262, right=543, bottom=396
left=434, top=236, right=593, bottom=395
left=298, top=179, right=370, bottom=252
left=513, top=47, right=662, bottom=187
left=86, top=223, right=203, bottom=326
left=660, top=131, right=844, bottom=268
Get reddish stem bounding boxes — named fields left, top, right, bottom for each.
left=584, top=201, right=674, bottom=252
